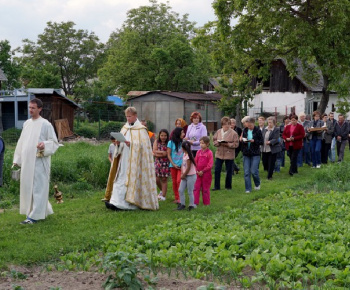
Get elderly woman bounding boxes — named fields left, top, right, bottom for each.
left=240, top=117, right=263, bottom=193
left=262, top=117, right=282, bottom=180
left=213, top=117, right=239, bottom=190
left=308, top=111, right=324, bottom=168
left=184, top=112, right=208, bottom=157
left=170, top=118, right=188, bottom=139
left=282, top=114, right=305, bottom=175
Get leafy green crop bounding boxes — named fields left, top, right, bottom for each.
left=94, top=190, right=350, bottom=288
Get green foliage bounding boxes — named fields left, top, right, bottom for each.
left=74, top=126, right=97, bottom=139
left=98, top=0, right=210, bottom=95
left=20, top=21, right=105, bottom=96
left=100, top=121, right=123, bottom=139
left=1, top=127, right=22, bottom=145
left=10, top=270, right=27, bottom=280
left=0, top=40, right=21, bottom=89
left=99, top=190, right=350, bottom=287
left=213, top=0, right=350, bottom=113
left=102, top=251, right=157, bottom=290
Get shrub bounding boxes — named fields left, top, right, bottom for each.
left=74, top=126, right=97, bottom=139
left=1, top=128, right=22, bottom=145
left=100, top=121, right=123, bottom=139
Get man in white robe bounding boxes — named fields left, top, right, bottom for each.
left=105, top=107, right=159, bottom=211
left=13, top=98, right=59, bottom=224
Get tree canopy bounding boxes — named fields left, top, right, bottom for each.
left=98, top=0, right=212, bottom=96
left=213, top=0, right=350, bottom=113
left=0, top=40, right=21, bottom=90
left=20, top=21, right=105, bottom=96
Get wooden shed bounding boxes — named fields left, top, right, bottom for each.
left=27, top=88, right=79, bottom=133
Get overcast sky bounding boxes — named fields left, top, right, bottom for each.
left=0, top=0, right=217, bottom=49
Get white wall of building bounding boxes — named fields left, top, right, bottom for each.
left=248, top=91, right=306, bottom=118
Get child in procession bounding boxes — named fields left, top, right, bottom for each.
left=193, top=136, right=213, bottom=206
left=167, top=127, right=185, bottom=204
left=153, top=129, right=170, bottom=201
left=176, top=141, right=197, bottom=211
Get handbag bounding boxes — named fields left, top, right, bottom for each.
left=11, top=164, right=21, bottom=181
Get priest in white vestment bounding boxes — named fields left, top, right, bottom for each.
left=104, top=107, right=159, bottom=211
left=13, top=98, right=59, bottom=224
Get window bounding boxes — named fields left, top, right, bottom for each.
left=196, top=103, right=204, bottom=110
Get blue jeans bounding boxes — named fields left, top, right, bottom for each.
left=243, top=155, right=260, bottom=192
left=310, top=137, right=321, bottom=166
left=297, top=139, right=311, bottom=166
left=328, top=137, right=336, bottom=162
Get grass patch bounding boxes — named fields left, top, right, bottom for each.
left=0, top=142, right=349, bottom=288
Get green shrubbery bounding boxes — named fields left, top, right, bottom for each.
left=74, top=120, right=124, bottom=139
left=0, top=142, right=110, bottom=207
left=1, top=128, right=22, bottom=145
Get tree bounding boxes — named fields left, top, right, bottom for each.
left=98, top=0, right=211, bottom=96
left=20, top=21, right=105, bottom=96
left=213, top=0, right=350, bottom=114
left=0, top=40, right=21, bottom=89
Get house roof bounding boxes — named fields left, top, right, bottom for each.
left=107, top=95, right=125, bottom=106
left=278, top=58, right=328, bottom=93
left=0, top=68, right=7, bottom=81
left=27, top=88, right=79, bottom=108
left=127, top=91, right=223, bottom=101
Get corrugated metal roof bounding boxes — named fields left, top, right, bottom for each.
left=0, top=68, right=8, bottom=81
left=127, top=91, right=223, bottom=101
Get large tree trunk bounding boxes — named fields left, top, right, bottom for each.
left=318, top=74, right=330, bottom=114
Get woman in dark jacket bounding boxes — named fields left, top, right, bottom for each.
left=262, top=117, right=282, bottom=180
left=282, top=114, right=305, bottom=175
left=240, top=117, right=263, bottom=193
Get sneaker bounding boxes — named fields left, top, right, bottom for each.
left=193, top=204, right=197, bottom=208
left=20, top=219, right=37, bottom=225
left=245, top=191, right=251, bottom=193
left=316, top=164, right=321, bottom=168
left=158, top=195, right=166, bottom=201
left=312, top=166, right=316, bottom=168
left=188, top=206, right=195, bottom=211
left=176, top=204, right=186, bottom=211
left=254, top=185, right=260, bottom=190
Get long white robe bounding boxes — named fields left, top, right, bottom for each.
left=108, top=119, right=159, bottom=210
left=13, top=117, right=59, bottom=220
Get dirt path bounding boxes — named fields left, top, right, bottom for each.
left=0, top=266, right=233, bottom=289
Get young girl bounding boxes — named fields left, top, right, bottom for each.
left=193, top=136, right=213, bottom=206
left=177, top=141, right=197, bottom=210
left=153, top=129, right=170, bottom=201
left=167, top=127, right=185, bottom=203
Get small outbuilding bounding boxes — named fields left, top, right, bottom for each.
left=127, top=91, right=224, bottom=134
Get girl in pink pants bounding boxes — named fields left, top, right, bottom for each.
left=194, top=136, right=213, bottom=205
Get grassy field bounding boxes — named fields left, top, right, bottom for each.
left=0, top=142, right=349, bottom=288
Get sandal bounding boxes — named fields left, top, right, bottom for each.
left=20, top=219, right=37, bottom=225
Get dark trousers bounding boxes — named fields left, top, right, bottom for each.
left=288, top=146, right=300, bottom=175
left=321, top=140, right=331, bottom=164
left=336, top=140, right=347, bottom=162
left=214, top=158, right=233, bottom=190
left=262, top=152, right=277, bottom=179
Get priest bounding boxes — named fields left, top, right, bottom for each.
left=104, top=107, right=159, bottom=211
left=13, top=98, right=59, bottom=224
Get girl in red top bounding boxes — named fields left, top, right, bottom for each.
left=193, top=136, right=214, bottom=206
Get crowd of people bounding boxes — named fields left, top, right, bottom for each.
left=146, top=110, right=350, bottom=207
left=9, top=103, right=350, bottom=224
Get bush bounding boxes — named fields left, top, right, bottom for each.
left=100, top=121, right=123, bottom=139
left=74, top=126, right=97, bottom=139
left=1, top=128, right=22, bottom=145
